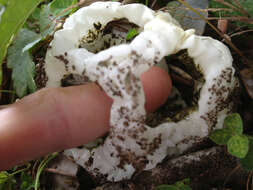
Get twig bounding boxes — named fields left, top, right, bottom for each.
left=32, top=159, right=40, bottom=179
left=247, top=170, right=253, bottom=190
left=229, top=29, right=253, bottom=38
left=214, top=0, right=247, bottom=17
left=172, top=7, right=233, bottom=13
left=44, top=168, right=76, bottom=178
left=207, top=16, right=253, bottom=23
left=223, top=164, right=241, bottom=187
left=150, top=0, right=157, bottom=9
left=206, top=7, right=233, bottom=13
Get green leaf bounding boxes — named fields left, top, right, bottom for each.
left=240, top=138, right=253, bottom=170
left=20, top=172, right=35, bottom=190
left=39, top=0, right=77, bottom=38
left=175, top=178, right=191, bottom=190
left=0, top=0, right=42, bottom=85
left=209, top=129, right=232, bottom=145
left=227, top=135, right=249, bottom=158
left=156, top=184, right=178, bottom=190
left=224, top=113, right=243, bottom=135
left=50, top=0, right=77, bottom=15
left=0, top=171, right=9, bottom=184
left=156, top=179, right=191, bottom=190
left=0, top=4, right=5, bottom=23
left=126, top=28, right=139, bottom=41
left=39, top=4, right=57, bottom=38
left=30, top=7, right=41, bottom=21
left=7, top=29, right=39, bottom=97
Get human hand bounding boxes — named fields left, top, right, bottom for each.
left=0, top=66, right=171, bottom=170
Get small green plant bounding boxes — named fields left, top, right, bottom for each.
left=0, top=164, right=31, bottom=190
left=0, top=0, right=77, bottom=97
left=0, top=0, right=42, bottom=85
left=126, top=28, right=139, bottom=41
left=210, top=113, right=253, bottom=170
left=210, top=113, right=249, bottom=158
left=156, top=178, right=192, bottom=190
left=0, top=152, right=58, bottom=190
left=20, top=171, right=35, bottom=190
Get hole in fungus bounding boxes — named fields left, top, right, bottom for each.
left=78, top=18, right=140, bottom=53
left=146, top=50, right=205, bottom=127
left=61, top=73, right=91, bottom=87
left=61, top=18, right=140, bottom=87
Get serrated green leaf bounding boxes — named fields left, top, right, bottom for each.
left=227, top=135, right=249, bottom=158
left=23, top=37, right=42, bottom=52
left=7, top=29, right=39, bottom=97
left=240, top=138, right=253, bottom=170
left=126, top=28, right=139, bottom=41
left=209, top=129, right=232, bottom=145
left=156, top=184, right=179, bottom=190
left=0, top=171, right=9, bottom=184
left=0, top=0, right=42, bottom=85
left=224, top=113, right=243, bottom=135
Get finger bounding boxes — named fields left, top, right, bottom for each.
left=0, top=66, right=172, bottom=170
left=142, top=66, right=172, bottom=112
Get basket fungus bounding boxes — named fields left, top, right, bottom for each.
left=43, top=2, right=238, bottom=182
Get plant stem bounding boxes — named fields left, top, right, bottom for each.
left=34, top=152, right=58, bottom=190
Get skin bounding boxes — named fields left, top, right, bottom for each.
left=0, top=66, right=172, bottom=170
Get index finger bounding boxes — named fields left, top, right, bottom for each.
left=0, top=66, right=171, bottom=170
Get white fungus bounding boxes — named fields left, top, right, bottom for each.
left=44, top=2, right=238, bottom=182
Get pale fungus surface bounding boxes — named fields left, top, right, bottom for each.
left=43, top=2, right=238, bottom=182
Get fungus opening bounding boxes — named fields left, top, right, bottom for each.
left=78, top=18, right=140, bottom=53
left=146, top=50, right=205, bottom=127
